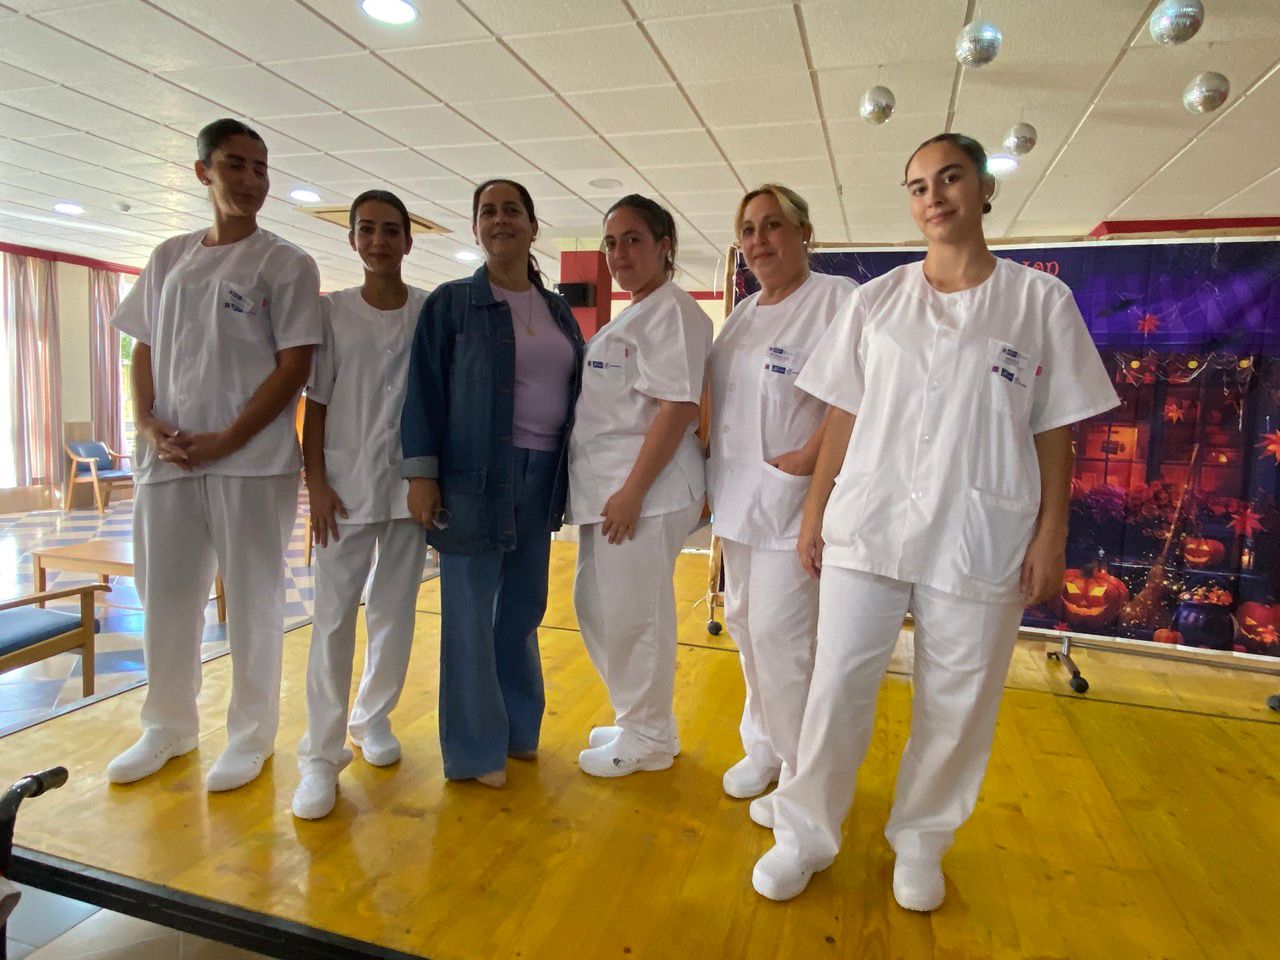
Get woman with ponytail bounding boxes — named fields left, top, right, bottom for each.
left=401, top=178, right=584, bottom=787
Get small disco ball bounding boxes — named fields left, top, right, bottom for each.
left=1149, top=0, right=1205, bottom=45
left=1182, top=71, right=1229, bottom=114
left=859, top=85, right=896, bottom=125
left=955, top=20, right=1002, bottom=68
left=1003, top=122, right=1038, bottom=156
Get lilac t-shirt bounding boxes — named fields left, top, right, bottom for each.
left=491, top=283, right=576, bottom=452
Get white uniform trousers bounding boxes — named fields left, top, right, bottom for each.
left=720, top=538, right=818, bottom=782
left=133, top=474, right=298, bottom=754
left=771, top=566, right=1024, bottom=869
left=574, top=501, right=702, bottom=753
left=298, top=519, right=427, bottom=774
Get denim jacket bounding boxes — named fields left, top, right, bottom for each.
left=400, top=266, right=585, bottom=555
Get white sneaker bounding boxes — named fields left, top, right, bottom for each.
left=578, top=738, right=674, bottom=778
left=752, top=846, right=813, bottom=901
left=893, top=858, right=946, bottom=911
left=748, top=794, right=775, bottom=829
left=206, top=747, right=271, bottom=792
left=587, top=725, right=681, bottom=755
left=291, top=772, right=338, bottom=819
left=351, top=727, right=400, bottom=767
left=722, top=756, right=779, bottom=799
left=106, top=731, right=199, bottom=784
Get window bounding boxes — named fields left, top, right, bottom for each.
left=118, top=274, right=136, bottom=450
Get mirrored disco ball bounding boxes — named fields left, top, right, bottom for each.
left=1003, top=122, right=1038, bottom=156
left=1149, top=0, right=1205, bottom=45
left=859, top=85, right=896, bottom=125
left=955, top=20, right=1002, bottom=67
left=1183, top=71, right=1229, bottom=114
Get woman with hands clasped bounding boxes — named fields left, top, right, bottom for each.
left=567, top=195, right=713, bottom=779
left=751, top=134, right=1119, bottom=908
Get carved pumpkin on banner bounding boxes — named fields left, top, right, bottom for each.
left=1061, top=566, right=1130, bottom=629
left=1235, top=600, right=1280, bottom=652
left=1153, top=628, right=1183, bottom=645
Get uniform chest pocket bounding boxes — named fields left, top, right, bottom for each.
left=762, top=344, right=804, bottom=385
left=216, top=281, right=269, bottom=342
left=584, top=342, right=628, bottom=385
left=986, top=338, right=1036, bottom=422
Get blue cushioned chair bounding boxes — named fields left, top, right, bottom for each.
left=63, top=441, right=132, bottom=513
left=0, top=584, right=106, bottom=698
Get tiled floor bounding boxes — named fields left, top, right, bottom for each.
left=0, top=492, right=436, bottom=736
left=6, top=886, right=270, bottom=959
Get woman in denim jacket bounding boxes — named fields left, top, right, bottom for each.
left=401, top=179, right=584, bottom=787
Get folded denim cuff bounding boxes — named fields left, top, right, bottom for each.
left=401, top=456, right=439, bottom=479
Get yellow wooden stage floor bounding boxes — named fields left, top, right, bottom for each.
left=2, top=542, right=1278, bottom=960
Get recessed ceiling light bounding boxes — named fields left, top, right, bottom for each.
left=360, top=0, right=418, bottom=25
left=289, top=187, right=322, bottom=203
left=588, top=177, right=623, bottom=190
left=53, top=201, right=84, bottom=215
left=455, top=250, right=481, bottom=262
left=986, top=154, right=1019, bottom=177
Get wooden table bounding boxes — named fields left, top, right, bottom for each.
left=31, top=539, right=226, bottom=622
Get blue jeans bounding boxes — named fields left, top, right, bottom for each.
left=437, top=448, right=557, bottom=779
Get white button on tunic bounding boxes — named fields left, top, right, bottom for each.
left=565, top=281, right=712, bottom=525
left=796, top=258, right=1119, bottom=604
left=306, top=286, right=428, bottom=524
left=709, top=272, right=858, bottom=550
left=110, top=227, right=323, bottom=483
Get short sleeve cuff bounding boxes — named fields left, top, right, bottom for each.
left=1031, top=395, right=1120, bottom=435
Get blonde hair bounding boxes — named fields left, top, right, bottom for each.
left=734, top=183, right=814, bottom=243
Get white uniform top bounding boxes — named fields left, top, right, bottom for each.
left=797, top=258, right=1119, bottom=604
left=566, top=280, right=713, bottom=525
left=306, top=285, right=428, bottom=525
left=111, top=227, right=322, bottom=484
left=708, top=272, right=858, bottom=551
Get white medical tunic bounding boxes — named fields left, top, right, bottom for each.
left=111, top=227, right=322, bottom=483
left=306, top=286, right=428, bottom=525
left=566, top=281, right=713, bottom=525
left=709, top=272, right=857, bottom=550
left=796, top=258, right=1119, bottom=604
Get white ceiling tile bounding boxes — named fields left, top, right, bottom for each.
left=160, top=64, right=331, bottom=119
left=420, top=141, right=537, bottom=178
left=805, top=0, right=968, bottom=70
left=271, top=152, right=372, bottom=185
left=458, top=95, right=593, bottom=142
left=162, top=0, right=358, bottom=61
left=818, top=61, right=954, bottom=128
left=35, top=1, right=244, bottom=72
left=0, top=137, right=97, bottom=172
left=352, top=105, right=492, bottom=149
left=556, top=166, right=657, bottom=199
left=534, top=196, right=604, bottom=223
left=507, top=25, right=669, bottom=93
left=463, top=0, right=631, bottom=35
left=834, top=150, right=908, bottom=188
left=0, top=17, right=142, bottom=85
left=21, top=132, right=166, bottom=170
left=1208, top=168, right=1280, bottom=216
left=331, top=148, right=450, bottom=181
left=0, top=86, right=157, bottom=141
left=0, top=103, right=72, bottom=138
left=661, top=188, right=743, bottom=216
left=643, top=162, right=740, bottom=193
left=565, top=85, right=700, bottom=134
left=646, top=7, right=804, bottom=83
left=609, top=129, right=722, bottom=167
left=1132, top=0, right=1280, bottom=46
left=301, top=0, right=489, bottom=50
left=495, top=171, right=574, bottom=200
left=734, top=157, right=833, bottom=189
left=0, top=61, right=52, bottom=91
left=266, top=53, right=436, bottom=112
left=383, top=40, right=547, bottom=102
left=395, top=174, right=480, bottom=204
left=630, top=0, right=783, bottom=14
left=714, top=122, right=827, bottom=163
left=685, top=73, right=817, bottom=127
left=826, top=114, right=945, bottom=160
left=260, top=114, right=401, bottom=152
left=514, top=136, right=621, bottom=171
left=68, top=75, right=223, bottom=130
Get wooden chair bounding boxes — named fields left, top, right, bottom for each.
left=63, top=441, right=132, bottom=513
left=0, top=584, right=107, bottom=698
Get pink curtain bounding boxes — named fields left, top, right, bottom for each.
left=3, top=252, right=62, bottom=487
left=89, top=267, right=121, bottom=451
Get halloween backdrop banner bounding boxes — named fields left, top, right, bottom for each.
left=734, top=238, right=1280, bottom=660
